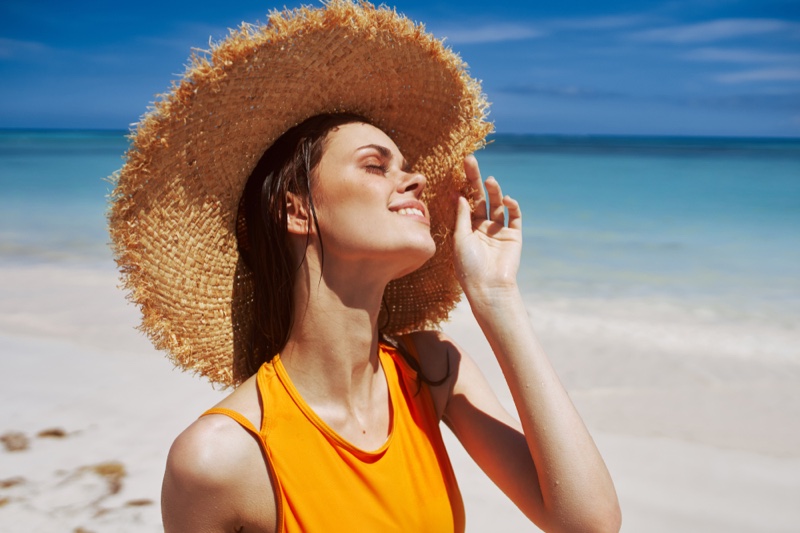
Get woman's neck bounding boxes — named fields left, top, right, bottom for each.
left=278, top=255, right=389, bottom=410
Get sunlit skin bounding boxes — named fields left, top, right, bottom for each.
left=289, top=123, right=437, bottom=292
left=161, top=123, right=621, bottom=533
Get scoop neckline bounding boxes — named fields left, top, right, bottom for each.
left=272, top=346, right=396, bottom=458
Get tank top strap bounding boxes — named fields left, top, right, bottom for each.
left=201, top=407, right=261, bottom=438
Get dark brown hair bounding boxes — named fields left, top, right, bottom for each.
left=237, top=113, right=448, bottom=386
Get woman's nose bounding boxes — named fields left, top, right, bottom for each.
left=397, top=171, right=427, bottom=197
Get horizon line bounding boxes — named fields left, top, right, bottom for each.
left=1, top=127, right=799, bottom=141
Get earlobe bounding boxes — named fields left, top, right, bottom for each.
left=286, top=192, right=312, bottom=235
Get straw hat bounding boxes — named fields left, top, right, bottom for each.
left=108, top=0, right=492, bottom=387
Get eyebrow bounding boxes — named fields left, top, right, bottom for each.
left=356, top=144, right=412, bottom=173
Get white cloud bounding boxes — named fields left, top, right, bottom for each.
left=431, top=13, right=652, bottom=45
left=715, top=68, right=800, bottom=83
left=551, top=14, right=652, bottom=31
left=136, top=22, right=231, bottom=50
left=435, top=24, right=544, bottom=44
left=501, top=83, right=624, bottom=100
left=683, top=47, right=800, bottom=63
left=630, top=18, right=799, bottom=43
left=0, top=38, right=48, bottom=59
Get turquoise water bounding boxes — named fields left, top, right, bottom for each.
left=1, top=130, right=798, bottom=316
left=0, top=130, right=125, bottom=262
left=479, top=135, right=800, bottom=312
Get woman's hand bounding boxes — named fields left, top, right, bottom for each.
left=454, top=155, right=523, bottom=302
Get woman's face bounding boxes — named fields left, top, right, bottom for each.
left=308, top=122, right=436, bottom=279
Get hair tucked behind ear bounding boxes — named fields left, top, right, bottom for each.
left=237, top=113, right=451, bottom=387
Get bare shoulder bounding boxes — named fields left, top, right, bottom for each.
left=406, top=330, right=461, bottom=372
left=165, top=414, right=256, bottom=489
left=404, top=330, right=465, bottom=419
left=162, top=378, right=276, bottom=532
left=165, top=376, right=263, bottom=491
left=406, top=330, right=515, bottom=425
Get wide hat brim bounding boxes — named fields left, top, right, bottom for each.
left=108, top=0, right=492, bottom=386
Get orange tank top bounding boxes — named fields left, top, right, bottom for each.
left=203, top=343, right=465, bottom=532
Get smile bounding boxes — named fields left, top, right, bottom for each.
left=396, top=207, right=424, bottom=217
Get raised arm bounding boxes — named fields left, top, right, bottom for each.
left=442, top=155, right=621, bottom=532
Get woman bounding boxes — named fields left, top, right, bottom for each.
left=109, top=2, right=619, bottom=532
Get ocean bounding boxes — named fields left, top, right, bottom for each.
left=1, top=130, right=798, bottom=322
left=480, top=135, right=800, bottom=317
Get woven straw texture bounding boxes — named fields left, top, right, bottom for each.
left=108, top=0, right=492, bottom=386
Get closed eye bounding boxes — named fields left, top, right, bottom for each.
left=366, top=164, right=388, bottom=175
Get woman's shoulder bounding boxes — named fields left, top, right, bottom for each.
left=167, top=412, right=256, bottom=481
left=404, top=330, right=462, bottom=376
left=402, top=330, right=464, bottom=419
left=162, top=375, right=277, bottom=531
left=168, top=373, right=263, bottom=482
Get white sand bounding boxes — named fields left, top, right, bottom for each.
left=1, top=260, right=799, bottom=532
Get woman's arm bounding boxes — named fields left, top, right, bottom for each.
left=440, top=156, right=621, bottom=532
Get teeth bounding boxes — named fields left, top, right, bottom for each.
left=397, top=207, right=424, bottom=217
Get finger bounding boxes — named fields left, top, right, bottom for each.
left=464, top=155, right=487, bottom=220
left=455, top=196, right=473, bottom=237
left=485, top=177, right=506, bottom=224
left=503, top=195, right=523, bottom=230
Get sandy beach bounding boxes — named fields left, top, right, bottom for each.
left=1, top=258, right=798, bottom=532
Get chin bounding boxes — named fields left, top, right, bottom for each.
left=390, top=241, right=436, bottom=279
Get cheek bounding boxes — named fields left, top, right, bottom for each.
left=314, top=195, right=374, bottom=228
left=313, top=181, right=386, bottom=226
left=310, top=198, right=380, bottom=248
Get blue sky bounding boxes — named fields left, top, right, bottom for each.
left=1, top=0, right=798, bottom=136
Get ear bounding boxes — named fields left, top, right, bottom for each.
left=286, top=192, right=312, bottom=235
